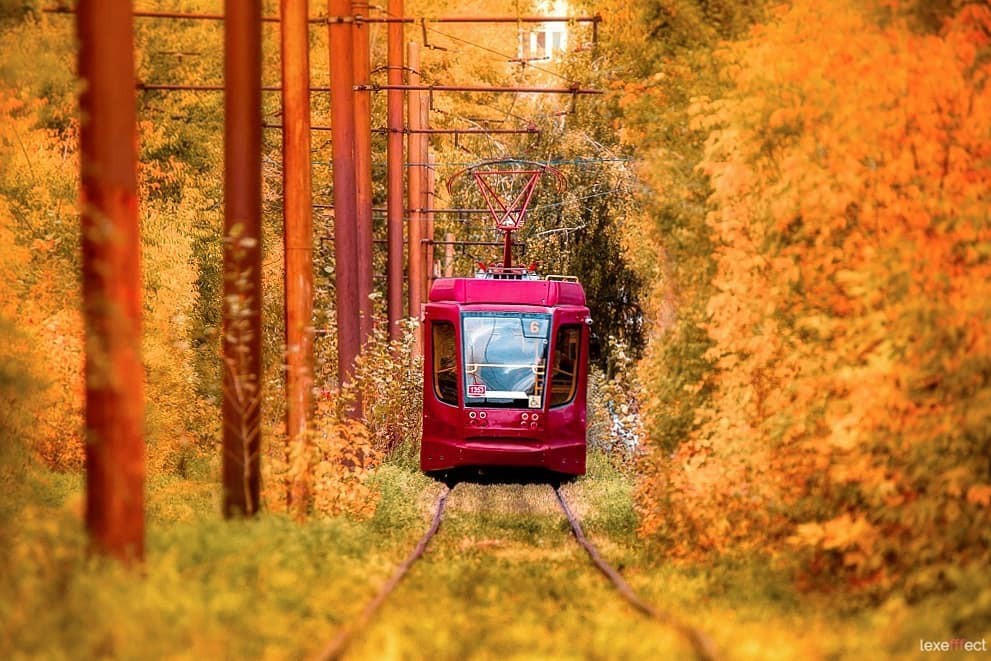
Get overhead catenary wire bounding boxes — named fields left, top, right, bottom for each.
left=42, top=7, right=601, bottom=26
left=47, top=4, right=601, bottom=117
left=60, top=0, right=621, bottom=328
left=314, top=188, right=627, bottom=223
left=402, top=157, right=633, bottom=167
left=372, top=2, right=594, bottom=100
left=409, top=13, right=586, bottom=85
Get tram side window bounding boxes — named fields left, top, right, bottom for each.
left=550, top=325, right=581, bottom=407
left=432, top=321, right=458, bottom=405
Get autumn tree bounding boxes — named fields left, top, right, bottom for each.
left=635, top=0, right=991, bottom=600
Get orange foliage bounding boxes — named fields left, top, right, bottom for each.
left=269, top=393, right=382, bottom=519
left=309, top=405, right=381, bottom=519
left=638, top=1, right=991, bottom=594
left=0, top=91, right=85, bottom=470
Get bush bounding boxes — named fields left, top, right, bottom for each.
left=636, top=1, right=991, bottom=601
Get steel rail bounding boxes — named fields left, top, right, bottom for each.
left=554, top=486, right=719, bottom=661
left=314, top=486, right=451, bottom=661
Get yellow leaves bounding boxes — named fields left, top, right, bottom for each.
left=637, top=0, right=991, bottom=597
left=967, top=485, right=991, bottom=508
left=941, top=467, right=971, bottom=498
left=790, top=521, right=825, bottom=547
left=826, top=412, right=862, bottom=452
left=29, top=308, right=85, bottom=470
left=30, top=237, right=55, bottom=254
left=767, top=106, right=799, bottom=130
left=309, top=413, right=382, bottom=519
left=789, top=514, right=878, bottom=557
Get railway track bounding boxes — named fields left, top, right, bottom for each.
left=554, top=486, right=718, bottom=661
left=315, top=486, right=451, bottom=661
left=315, top=481, right=717, bottom=661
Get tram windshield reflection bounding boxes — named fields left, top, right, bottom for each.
left=462, top=312, right=550, bottom=408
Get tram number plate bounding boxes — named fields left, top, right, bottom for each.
left=528, top=395, right=541, bottom=409
left=468, top=384, right=486, bottom=397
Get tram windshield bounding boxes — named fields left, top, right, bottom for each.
left=462, top=312, right=550, bottom=408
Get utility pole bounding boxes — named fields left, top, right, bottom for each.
left=78, top=0, right=145, bottom=563
left=223, top=0, right=264, bottom=517
left=406, top=41, right=424, bottom=346
left=328, top=0, right=361, bottom=413
left=385, top=0, right=404, bottom=341
left=352, top=0, right=373, bottom=344
left=281, top=0, right=313, bottom=516
left=444, top=231, right=455, bottom=277
left=425, top=153, right=436, bottom=296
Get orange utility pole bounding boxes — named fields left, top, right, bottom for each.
left=78, top=0, right=145, bottom=563
left=425, top=153, right=436, bottom=296
left=222, top=0, right=264, bottom=517
left=281, top=0, right=313, bottom=515
left=406, top=41, right=424, bottom=339
left=444, top=231, right=455, bottom=276
left=353, top=0, right=374, bottom=344
left=385, top=0, right=405, bottom=340
left=328, top=0, right=361, bottom=412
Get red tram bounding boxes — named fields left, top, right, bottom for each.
left=420, top=268, right=590, bottom=475
left=419, top=159, right=590, bottom=475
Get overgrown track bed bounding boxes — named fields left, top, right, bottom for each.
left=315, top=486, right=451, bottom=660
left=317, top=480, right=717, bottom=660
left=554, top=485, right=718, bottom=661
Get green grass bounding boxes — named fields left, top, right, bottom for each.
left=1, top=450, right=985, bottom=659
left=0, top=459, right=439, bottom=660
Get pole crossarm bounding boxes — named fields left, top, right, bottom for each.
left=356, top=84, right=602, bottom=94
left=138, top=83, right=601, bottom=95
left=314, top=204, right=493, bottom=214
left=137, top=83, right=332, bottom=92
left=372, top=239, right=528, bottom=248
left=352, top=15, right=602, bottom=24
left=262, top=123, right=539, bottom=135
left=44, top=7, right=601, bottom=24
left=372, top=127, right=540, bottom=135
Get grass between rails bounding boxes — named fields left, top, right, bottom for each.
left=0, top=451, right=981, bottom=659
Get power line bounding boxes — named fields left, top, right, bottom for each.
left=403, top=157, right=633, bottom=167
left=374, top=5, right=587, bottom=86
left=421, top=23, right=578, bottom=85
